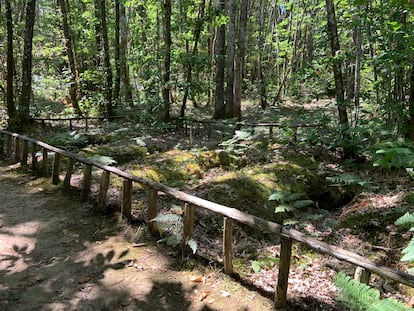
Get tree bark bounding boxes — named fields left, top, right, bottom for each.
left=180, top=0, right=206, bottom=118
left=57, top=0, right=81, bottom=115
left=325, top=0, right=351, bottom=157
left=114, top=0, right=121, bottom=107
left=162, top=0, right=172, bottom=122
left=119, top=1, right=133, bottom=107
left=5, top=0, right=16, bottom=128
left=98, top=0, right=113, bottom=116
left=18, top=0, right=36, bottom=126
left=213, top=0, right=226, bottom=119
left=225, top=0, right=236, bottom=118
left=234, top=0, right=249, bottom=121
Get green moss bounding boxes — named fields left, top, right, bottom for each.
left=81, top=144, right=147, bottom=164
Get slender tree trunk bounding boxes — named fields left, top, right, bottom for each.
left=120, top=1, right=133, bottom=106
left=5, top=0, right=16, bottom=128
left=225, top=0, right=236, bottom=118
left=57, top=0, right=81, bottom=115
left=114, top=0, right=121, bottom=107
left=180, top=0, right=206, bottom=118
left=18, top=0, right=36, bottom=126
left=353, top=13, right=362, bottom=126
left=407, top=66, right=414, bottom=141
left=98, top=0, right=113, bottom=116
left=258, top=0, right=267, bottom=109
left=162, top=0, right=172, bottom=122
left=325, top=0, right=351, bottom=157
left=234, top=0, right=249, bottom=121
left=213, top=0, right=226, bottom=119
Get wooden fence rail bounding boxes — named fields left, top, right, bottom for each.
left=31, top=116, right=125, bottom=131
left=1, top=129, right=414, bottom=308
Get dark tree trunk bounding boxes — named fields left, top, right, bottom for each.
left=213, top=0, right=226, bottom=119
left=98, top=0, right=113, bottom=116
left=234, top=0, right=248, bottom=121
left=119, top=1, right=133, bottom=106
left=180, top=0, right=206, bottom=118
left=5, top=0, right=16, bottom=128
left=325, top=0, right=352, bottom=157
left=225, top=0, right=236, bottom=118
left=18, top=0, right=36, bottom=127
left=114, top=0, right=121, bottom=107
left=162, top=0, right=172, bottom=122
left=57, top=0, right=81, bottom=115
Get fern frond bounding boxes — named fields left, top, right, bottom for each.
left=369, top=298, right=414, bottom=311
left=395, top=212, right=414, bottom=228
left=401, top=237, right=414, bottom=262
left=334, top=272, right=379, bottom=310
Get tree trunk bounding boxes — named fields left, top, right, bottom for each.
left=180, top=0, right=206, bottom=118
left=225, top=0, right=236, bottom=118
left=234, top=0, right=249, bottom=121
left=325, top=0, right=351, bottom=157
left=213, top=0, right=226, bottom=119
left=353, top=13, right=362, bottom=126
left=57, top=0, right=81, bottom=115
left=257, top=0, right=267, bottom=109
left=5, top=0, right=16, bottom=128
left=114, top=0, right=121, bottom=107
left=120, top=1, right=133, bottom=106
left=162, top=0, right=172, bottom=122
left=18, top=0, right=36, bottom=126
left=98, top=0, right=113, bottom=116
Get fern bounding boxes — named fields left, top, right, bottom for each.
left=395, top=212, right=414, bottom=229
left=334, top=272, right=414, bottom=311
left=395, top=213, right=414, bottom=263
left=326, top=173, right=371, bottom=187
left=269, top=191, right=313, bottom=214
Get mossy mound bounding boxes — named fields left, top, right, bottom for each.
left=81, top=144, right=147, bottom=165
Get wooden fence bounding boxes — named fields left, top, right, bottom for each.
left=1, top=129, right=414, bottom=308
left=31, top=116, right=125, bottom=131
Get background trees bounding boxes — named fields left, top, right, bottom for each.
left=0, top=0, right=414, bottom=149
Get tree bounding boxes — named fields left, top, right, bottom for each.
left=162, top=0, right=172, bottom=122
left=119, top=0, right=133, bottom=107
left=5, top=0, right=16, bottom=128
left=325, top=0, right=351, bottom=157
left=18, top=0, right=36, bottom=126
left=213, top=0, right=226, bottom=119
left=57, top=0, right=82, bottom=115
left=97, top=0, right=113, bottom=116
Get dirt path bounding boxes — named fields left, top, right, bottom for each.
left=0, top=162, right=274, bottom=311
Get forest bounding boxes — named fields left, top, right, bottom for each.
left=2, top=0, right=414, bottom=310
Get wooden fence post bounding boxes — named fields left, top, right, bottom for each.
left=97, top=171, right=110, bottom=211
left=0, top=135, right=4, bottom=156
left=81, top=164, right=92, bottom=202
left=354, top=267, right=371, bottom=285
left=275, top=237, right=293, bottom=308
left=14, top=137, right=21, bottom=162
left=63, top=157, right=74, bottom=190
left=122, top=179, right=132, bottom=220
left=223, top=217, right=234, bottom=274
left=6, top=135, right=12, bottom=156
left=148, top=188, right=158, bottom=234
left=181, top=204, right=195, bottom=257
left=52, top=153, right=61, bottom=185
left=42, top=148, right=49, bottom=177
left=22, top=140, right=28, bottom=166
left=31, top=144, right=38, bottom=172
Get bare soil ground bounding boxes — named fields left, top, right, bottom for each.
left=0, top=161, right=274, bottom=311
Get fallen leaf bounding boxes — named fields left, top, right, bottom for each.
left=199, top=290, right=211, bottom=301
left=220, top=290, right=231, bottom=298
left=190, top=275, right=205, bottom=283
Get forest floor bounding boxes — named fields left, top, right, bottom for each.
left=0, top=161, right=275, bottom=311
left=2, top=99, right=414, bottom=310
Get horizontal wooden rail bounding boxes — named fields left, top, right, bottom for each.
left=1, top=129, right=414, bottom=308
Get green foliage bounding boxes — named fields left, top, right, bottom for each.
left=87, top=155, right=117, bottom=166
left=150, top=206, right=198, bottom=254
left=395, top=212, right=414, bottom=264
left=269, top=191, right=313, bottom=224
left=334, top=272, right=413, bottom=311
left=46, top=131, right=87, bottom=150
left=326, top=173, right=372, bottom=188
left=365, top=140, right=414, bottom=170
left=251, top=257, right=279, bottom=273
